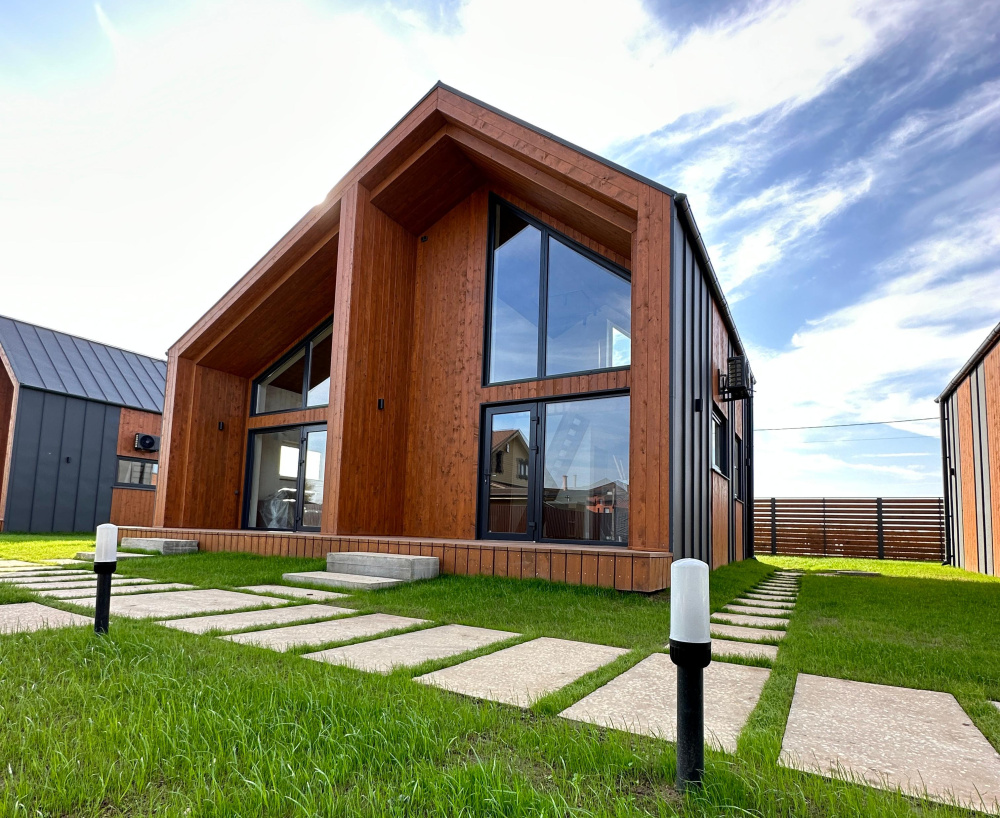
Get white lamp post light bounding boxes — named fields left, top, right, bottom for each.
left=93, top=523, right=118, bottom=635
left=668, top=558, right=711, bottom=790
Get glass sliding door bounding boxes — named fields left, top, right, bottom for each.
left=245, top=424, right=326, bottom=531
left=479, top=395, right=629, bottom=544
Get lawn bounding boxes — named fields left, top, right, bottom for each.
left=0, top=531, right=93, bottom=562
left=1, top=541, right=998, bottom=816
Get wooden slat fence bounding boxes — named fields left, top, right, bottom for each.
left=753, top=498, right=945, bottom=562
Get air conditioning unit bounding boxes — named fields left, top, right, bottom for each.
left=721, top=356, right=753, bottom=400
left=134, top=433, right=160, bottom=453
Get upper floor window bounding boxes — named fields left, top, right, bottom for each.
left=711, top=411, right=728, bottom=473
left=253, top=321, right=333, bottom=415
left=486, top=198, right=631, bottom=385
left=116, top=457, right=158, bottom=489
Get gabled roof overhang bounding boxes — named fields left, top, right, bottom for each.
left=173, top=82, right=745, bottom=372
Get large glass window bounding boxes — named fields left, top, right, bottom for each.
left=253, top=321, right=332, bottom=415
left=480, top=394, right=629, bottom=544
left=486, top=198, right=631, bottom=384
left=246, top=425, right=326, bottom=530
left=542, top=396, right=629, bottom=543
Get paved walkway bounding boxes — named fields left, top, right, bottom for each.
left=2, top=566, right=999, bottom=812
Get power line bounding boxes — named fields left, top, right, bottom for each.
left=793, top=434, right=937, bottom=444
left=756, top=416, right=937, bottom=432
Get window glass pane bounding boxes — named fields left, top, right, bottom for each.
left=247, top=428, right=301, bottom=530
left=116, top=459, right=157, bottom=486
left=302, top=429, right=326, bottom=528
left=306, top=326, right=332, bottom=407
left=712, top=415, right=726, bottom=471
left=545, top=238, right=631, bottom=376
left=487, top=410, right=531, bottom=534
left=542, top=396, right=629, bottom=543
left=256, top=348, right=305, bottom=413
left=489, top=207, right=541, bottom=383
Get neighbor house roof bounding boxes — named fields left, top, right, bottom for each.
left=0, top=315, right=167, bottom=413
left=937, top=320, right=1000, bottom=402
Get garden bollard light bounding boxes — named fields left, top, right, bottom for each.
left=668, top=558, right=711, bottom=791
left=93, top=523, right=118, bottom=635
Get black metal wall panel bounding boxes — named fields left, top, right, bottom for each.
left=3, top=388, right=119, bottom=533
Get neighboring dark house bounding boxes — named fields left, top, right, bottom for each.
left=0, top=316, right=166, bottom=533
left=939, top=321, right=1000, bottom=576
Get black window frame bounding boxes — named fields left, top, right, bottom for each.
left=242, top=421, right=327, bottom=532
left=733, top=435, right=744, bottom=500
left=114, top=456, right=158, bottom=491
left=477, top=388, right=630, bottom=546
left=483, top=195, right=632, bottom=387
left=711, top=410, right=728, bottom=475
left=251, top=319, right=333, bottom=417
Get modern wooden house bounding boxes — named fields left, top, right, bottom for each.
left=0, top=316, right=166, bottom=532
left=128, top=84, right=754, bottom=591
left=939, top=321, right=1000, bottom=576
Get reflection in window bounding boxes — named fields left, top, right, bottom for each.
left=116, top=458, right=158, bottom=487
left=487, top=410, right=532, bottom=534
left=489, top=206, right=541, bottom=383
left=302, top=429, right=326, bottom=529
left=546, top=238, right=631, bottom=375
left=254, top=321, right=332, bottom=414
left=711, top=412, right=727, bottom=472
left=542, top=396, right=629, bottom=543
left=486, top=199, right=631, bottom=384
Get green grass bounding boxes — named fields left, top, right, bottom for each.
left=1, top=542, right=998, bottom=816
left=759, top=553, right=1000, bottom=582
left=0, top=531, right=93, bottom=561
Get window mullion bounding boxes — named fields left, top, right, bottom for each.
left=537, top=230, right=549, bottom=379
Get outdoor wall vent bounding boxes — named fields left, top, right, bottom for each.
left=720, top=356, right=753, bottom=401
left=134, top=433, right=160, bottom=453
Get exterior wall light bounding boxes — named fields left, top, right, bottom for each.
left=93, top=523, right=118, bottom=635
left=668, top=558, right=711, bottom=791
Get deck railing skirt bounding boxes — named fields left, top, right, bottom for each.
left=753, top=497, right=945, bottom=562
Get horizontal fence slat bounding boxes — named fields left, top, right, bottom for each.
left=753, top=497, right=944, bottom=562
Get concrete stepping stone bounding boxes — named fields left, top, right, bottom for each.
left=734, top=597, right=793, bottom=610
left=0, top=570, right=92, bottom=581
left=711, top=623, right=785, bottom=642
left=327, top=551, right=438, bottom=580
left=712, top=612, right=788, bottom=628
left=745, top=591, right=797, bottom=601
left=69, top=589, right=286, bottom=619
left=781, top=674, right=1000, bottom=812
left=75, top=551, right=155, bottom=561
left=711, top=638, right=779, bottom=662
left=724, top=604, right=792, bottom=618
left=16, top=578, right=152, bottom=590
left=305, top=624, right=519, bottom=673
left=560, top=654, right=770, bottom=752
left=42, top=583, right=195, bottom=599
left=159, top=604, right=354, bottom=635
left=238, top=584, right=350, bottom=601
left=282, top=570, right=404, bottom=591
left=0, top=560, right=37, bottom=568
left=223, top=613, right=424, bottom=651
left=415, top=636, right=627, bottom=708
left=0, top=602, right=92, bottom=634
left=759, top=582, right=798, bottom=590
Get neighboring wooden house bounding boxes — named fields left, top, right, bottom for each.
left=131, top=84, right=754, bottom=591
left=0, top=316, right=165, bottom=532
left=939, top=321, right=1000, bottom=576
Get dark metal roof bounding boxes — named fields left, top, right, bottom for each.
left=0, top=315, right=166, bottom=413
left=937, top=320, right=1000, bottom=402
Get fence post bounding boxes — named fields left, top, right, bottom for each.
left=822, top=497, right=827, bottom=555
left=876, top=497, right=884, bottom=559
left=770, top=498, right=777, bottom=555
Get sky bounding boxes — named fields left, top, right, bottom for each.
left=1, top=0, right=998, bottom=498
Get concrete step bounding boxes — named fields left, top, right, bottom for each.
left=75, top=551, right=155, bottom=561
left=326, top=551, right=438, bottom=581
left=121, top=538, right=199, bottom=555
left=283, top=570, right=406, bottom=591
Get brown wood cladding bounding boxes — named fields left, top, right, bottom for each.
left=735, top=501, right=744, bottom=560
left=957, top=381, right=978, bottom=572
left=711, top=472, right=729, bottom=568
left=986, top=344, right=1000, bottom=572
left=110, top=487, right=156, bottom=527
left=118, top=525, right=672, bottom=591
left=117, top=408, right=162, bottom=459
left=0, top=354, right=16, bottom=530
left=246, top=408, right=328, bottom=430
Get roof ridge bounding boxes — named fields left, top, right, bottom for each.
left=0, top=313, right=166, bottom=362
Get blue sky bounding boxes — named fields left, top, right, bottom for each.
left=1, top=0, right=998, bottom=497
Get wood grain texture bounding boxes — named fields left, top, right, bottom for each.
left=246, top=408, right=327, bottom=430
left=711, top=472, right=729, bottom=568
left=110, top=488, right=156, bottom=527
left=957, top=381, right=979, bottom=572
left=985, top=343, right=1000, bottom=574
left=0, top=350, right=16, bottom=531
left=117, top=408, right=162, bottom=459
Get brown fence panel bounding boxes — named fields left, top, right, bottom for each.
left=752, top=497, right=945, bottom=561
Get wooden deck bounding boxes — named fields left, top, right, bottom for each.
left=116, top=527, right=672, bottom=592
